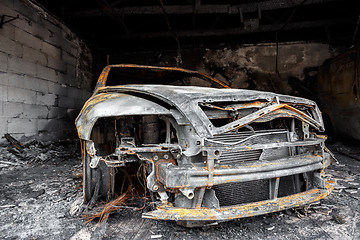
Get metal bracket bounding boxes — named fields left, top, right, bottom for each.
left=269, top=177, right=280, bottom=199
left=158, top=191, right=169, bottom=204
left=193, top=187, right=206, bottom=208
left=0, top=14, right=19, bottom=28
left=89, top=156, right=101, bottom=168
left=146, top=161, right=157, bottom=191
left=302, top=122, right=310, bottom=139
left=206, top=151, right=217, bottom=187
left=313, top=172, right=326, bottom=189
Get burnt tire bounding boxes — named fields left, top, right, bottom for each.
left=83, top=143, right=115, bottom=203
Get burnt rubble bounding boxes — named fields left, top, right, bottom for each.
left=0, top=135, right=359, bottom=239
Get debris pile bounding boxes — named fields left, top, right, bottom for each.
left=328, top=142, right=360, bottom=196
left=82, top=163, right=150, bottom=223
left=0, top=134, right=80, bottom=167
left=0, top=134, right=85, bottom=239
left=0, top=135, right=359, bottom=238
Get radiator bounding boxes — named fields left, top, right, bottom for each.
left=208, top=129, right=288, bottom=164
left=213, top=179, right=270, bottom=206
left=213, top=173, right=310, bottom=207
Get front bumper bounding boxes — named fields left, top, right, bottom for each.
left=143, top=180, right=335, bottom=221
left=157, top=154, right=326, bottom=188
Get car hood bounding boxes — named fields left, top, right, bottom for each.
left=76, top=85, right=324, bottom=140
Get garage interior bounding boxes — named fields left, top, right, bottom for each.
left=0, top=0, right=359, bottom=239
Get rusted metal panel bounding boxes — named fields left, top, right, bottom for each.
left=142, top=181, right=334, bottom=221
left=94, top=64, right=231, bottom=91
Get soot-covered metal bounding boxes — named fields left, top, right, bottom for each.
left=76, top=64, right=335, bottom=227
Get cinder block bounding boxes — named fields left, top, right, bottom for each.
left=58, top=73, right=76, bottom=86
left=23, top=46, right=47, bottom=65
left=66, top=64, right=76, bottom=77
left=0, top=1, right=14, bottom=12
left=23, top=76, right=48, bottom=93
left=0, top=34, right=17, bottom=55
left=38, top=119, right=58, bottom=132
left=8, top=56, right=37, bottom=76
left=14, top=28, right=41, bottom=50
left=0, top=73, right=8, bottom=86
left=7, top=86, right=36, bottom=104
left=3, top=101, right=23, bottom=118
left=0, top=52, right=8, bottom=72
left=58, top=96, right=74, bottom=109
left=13, top=14, right=38, bottom=35
left=22, top=46, right=38, bottom=63
left=41, top=41, right=61, bottom=59
left=8, top=118, right=37, bottom=134
left=15, top=42, right=23, bottom=58
left=42, top=19, right=62, bottom=40
left=57, top=84, right=69, bottom=97
left=36, top=64, right=57, bottom=82
left=47, top=56, right=66, bottom=72
left=47, top=81, right=56, bottom=94
left=68, top=87, right=82, bottom=99
left=50, top=83, right=68, bottom=97
left=62, top=41, right=78, bottom=58
left=38, top=27, right=63, bottom=49
left=26, top=18, right=61, bottom=46
left=23, top=104, right=48, bottom=119
left=0, top=83, right=8, bottom=102
left=0, top=100, right=3, bottom=115
left=62, top=51, right=77, bottom=67
left=36, top=92, right=57, bottom=106
left=14, top=0, right=37, bottom=22
left=7, top=73, right=24, bottom=88
left=47, top=107, right=59, bottom=119
left=57, top=107, right=67, bottom=119
left=0, top=23, right=15, bottom=41
left=0, top=116, right=8, bottom=136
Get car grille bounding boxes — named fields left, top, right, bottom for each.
left=217, top=149, right=263, bottom=164
left=213, top=179, right=269, bottom=206
left=213, top=174, right=309, bottom=207
left=208, top=129, right=286, bottom=143
left=208, top=129, right=288, bottom=164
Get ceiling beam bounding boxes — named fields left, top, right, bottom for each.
left=68, top=0, right=339, bottom=18
left=116, top=18, right=352, bottom=39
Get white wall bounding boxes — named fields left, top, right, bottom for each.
left=0, top=0, right=95, bottom=143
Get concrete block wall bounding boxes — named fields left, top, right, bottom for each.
left=0, top=0, right=95, bottom=143
left=113, top=42, right=333, bottom=94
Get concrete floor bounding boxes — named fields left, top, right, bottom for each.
left=0, top=141, right=359, bottom=240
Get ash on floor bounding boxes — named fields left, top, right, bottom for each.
left=0, top=139, right=359, bottom=240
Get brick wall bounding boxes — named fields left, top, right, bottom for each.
left=0, top=0, right=95, bottom=143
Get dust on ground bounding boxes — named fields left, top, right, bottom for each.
left=0, top=139, right=359, bottom=240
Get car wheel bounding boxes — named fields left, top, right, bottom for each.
left=83, top=142, right=115, bottom=203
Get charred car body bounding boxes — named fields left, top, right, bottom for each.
left=76, top=64, right=334, bottom=226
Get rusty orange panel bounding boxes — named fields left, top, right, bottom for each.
left=142, top=181, right=335, bottom=221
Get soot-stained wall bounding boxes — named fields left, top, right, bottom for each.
left=111, top=42, right=333, bottom=95
left=0, top=0, right=95, bottom=143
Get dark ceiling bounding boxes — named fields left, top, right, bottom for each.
left=37, top=0, right=359, bottom=55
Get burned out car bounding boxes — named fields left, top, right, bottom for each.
left=76, top=64, right=335, bottom=226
